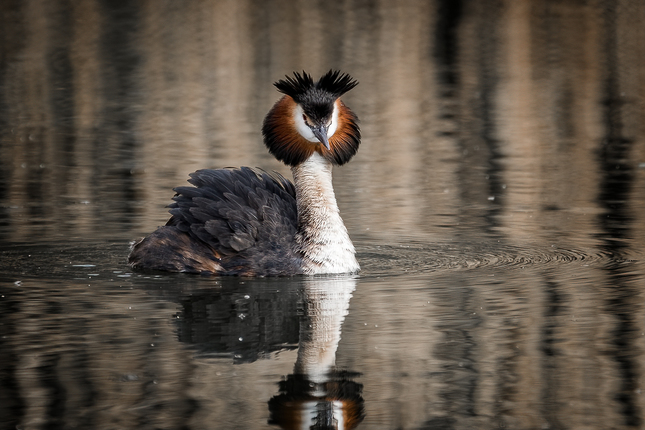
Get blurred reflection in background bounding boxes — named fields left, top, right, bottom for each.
left=1, top=0, right=643, bottom=251
left=1, top=1, right=645, bottom=429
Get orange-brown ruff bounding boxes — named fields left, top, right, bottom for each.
left=263, top=97, right=359, bottom=167
left=128, top=70, right=361, bottom=276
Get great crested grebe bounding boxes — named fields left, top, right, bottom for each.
left=128, top=70, right=361, bottom=276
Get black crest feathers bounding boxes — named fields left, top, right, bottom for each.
left=274, top=70, right=358, bottom=103
left=264, top=70, right=361, bottom=167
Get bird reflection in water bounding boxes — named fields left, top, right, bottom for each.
left=268, top=276, right=364, bottom=430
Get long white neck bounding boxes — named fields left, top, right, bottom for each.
left=291, top=152, right=359, bottom=275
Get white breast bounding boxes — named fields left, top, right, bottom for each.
left=291, top=152, right=360, bottom=275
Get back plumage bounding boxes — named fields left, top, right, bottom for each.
left=129, top=168, right=301, bottom=276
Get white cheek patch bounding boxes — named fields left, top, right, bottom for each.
left=293, top=103, right=340, bottom=141
left=294, top=104, right=319, bottom=142
left=327, top=102, right=339, bottom=137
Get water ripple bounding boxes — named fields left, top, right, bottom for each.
left=0, top=240, right=639, bottom=283
left=357, top=240, right=618, bottom=278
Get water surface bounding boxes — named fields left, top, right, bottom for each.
left=1, top=1, right=645, bottom=429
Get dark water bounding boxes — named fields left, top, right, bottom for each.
left=2, top=1, right=645, bottom=429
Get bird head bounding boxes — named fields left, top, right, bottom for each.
left=262, top=70, right=361, bottom=167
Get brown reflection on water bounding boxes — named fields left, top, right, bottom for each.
left=0, top=0, right=645, bottom=249
left=1, top=0, right=643, bottom=249
left=338, top=260, right=645, bottom=429
left=1, top=0, right=645, bottom=429
left=0, top=280, right=198, bottom=429
left=2, top=259, right=644, bottom=429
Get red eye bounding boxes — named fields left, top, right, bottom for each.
left=302, top=114, right=308, bottom=124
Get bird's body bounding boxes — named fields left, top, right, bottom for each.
left=128, top=71, right=361, bottom=276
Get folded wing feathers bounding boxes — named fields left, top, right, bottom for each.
left=166, top=167, right=298, bottom=265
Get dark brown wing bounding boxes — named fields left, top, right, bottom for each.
left=129, top=167, right=301, bottom=276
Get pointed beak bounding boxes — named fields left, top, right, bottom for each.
left=311, top=125, right=330, bottom=151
